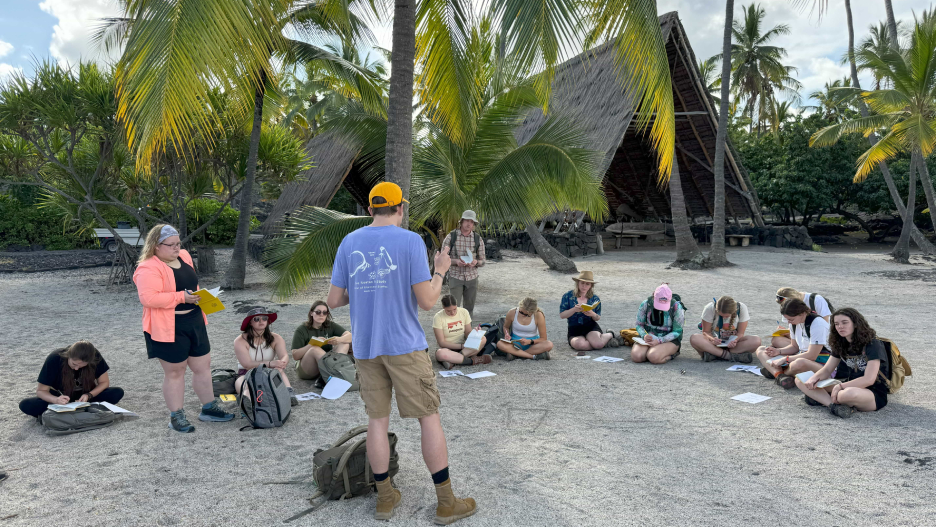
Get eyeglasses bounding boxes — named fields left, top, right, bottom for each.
left=160, top=242, right=182, bottom=249
left=253, top=316, right=268, bottom=322
left=313, top=310, right=329, bottom=316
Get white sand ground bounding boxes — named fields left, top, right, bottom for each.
left=1, top=245, right=934, bottom=527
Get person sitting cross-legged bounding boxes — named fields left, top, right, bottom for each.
left=631, top=283, right=685, bottom=364
left=433, top=295, right=491, bottom=369
left=689, top=296, right=760, bottom=363
left=234, top=308, right=298, bottom=406
left=290, top=300, right=352, bottom=387
left=496, top=297, right=554, bottom=360
left=756, top=298, right=832, bottom=389
left=560, top=271, right=622, bottom=356
left=795, top=308, right=891, bottom=418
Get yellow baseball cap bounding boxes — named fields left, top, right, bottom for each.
left=369, top=181, right=409, bottom=208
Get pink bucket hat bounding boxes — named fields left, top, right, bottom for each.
left=653, top=283, right=672, bottom=311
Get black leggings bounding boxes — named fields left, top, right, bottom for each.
left=19, top=387, right=125, bottom=418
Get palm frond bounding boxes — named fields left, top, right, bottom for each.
left=286, top=40, right=387, bottom=119
left=853, top=130, right=903, bottom=181
left=264, top=207, right=371, bottom=297
left=810, top=113, right=901, bottom=147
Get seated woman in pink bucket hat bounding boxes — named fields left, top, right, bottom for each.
left=631, top=283, right=685, bottom=364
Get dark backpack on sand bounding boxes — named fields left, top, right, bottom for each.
left=317, top=352, right=360, bottom=391
left=238, top=365, right=291, bottom=429
left=40, top=403, right=116, bottom=436
left=212, top=368, right=237, bottom=396
left=311, top=426, right=400, bottom=501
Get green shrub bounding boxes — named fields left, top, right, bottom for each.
left=185, top=198, right=260, bottom=246
left=0, top=195, right=96, bottom=250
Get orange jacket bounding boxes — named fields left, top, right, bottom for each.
left=133, top=250, right=207, bottom=342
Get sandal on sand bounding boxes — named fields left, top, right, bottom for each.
left=776, top=374, right=796, bottom=389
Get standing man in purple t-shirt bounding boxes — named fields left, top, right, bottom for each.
left=328, top=182, right=477, bottom=524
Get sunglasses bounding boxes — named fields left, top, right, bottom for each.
left=313, top=310, right=329, bottom=316
left=776, top=295, right=786, bottom=303
left=518, top=310, right=531, bottom=317
left=252, top=316, right=269, bottom=322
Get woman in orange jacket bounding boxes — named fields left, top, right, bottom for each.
left=133, top=224, right=233, bottom=432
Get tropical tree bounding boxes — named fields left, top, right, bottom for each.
left=840, top=0, right=935, bottom=254
left=698, top=57, right=722, bottom=104
left=811, top=15, right=936, bottom=263
left=768, top=99, right=795, bottom=140
left=103, top=0, right=386, bottom=289
left=856, top=21, right=903, bottom=89
left=807, top=78, right=853, bottom=122
left=723, top=4, right=802, bottom=134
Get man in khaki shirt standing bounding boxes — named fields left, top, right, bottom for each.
left=445, top=210, right=485, bottom=317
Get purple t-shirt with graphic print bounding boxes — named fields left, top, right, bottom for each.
left=331, top=225, right=431, bottom=359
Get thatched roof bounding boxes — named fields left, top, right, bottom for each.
left=262, top=130, right=359, bottom=235
left=261, top=11, right=763, bottom=233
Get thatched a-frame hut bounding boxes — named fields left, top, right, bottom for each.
left=262, top=11, right=763, bottom=235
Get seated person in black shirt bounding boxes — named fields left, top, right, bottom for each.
left=795, top=308, right=890, bottom=418
left=19, top=341, right=124, bottom=418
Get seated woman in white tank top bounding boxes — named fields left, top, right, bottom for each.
left=495, top=297, right=555, bottom=360
left=234, top=307, right=296, bottom=406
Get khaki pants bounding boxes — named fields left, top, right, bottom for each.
left=356, top=350, right=441, bottom=419
left=448, top=277, right=478, bottom=316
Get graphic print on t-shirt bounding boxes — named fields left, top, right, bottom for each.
left=347, top=246, right=400, bottom=293
left=844, top=355, right=869, bottom=373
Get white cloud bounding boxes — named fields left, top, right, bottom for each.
left=39, top=0, right=122, bottom=67
left=0, top=63, right=24, bottom=81
left=0, top=40, right=13, bottom=58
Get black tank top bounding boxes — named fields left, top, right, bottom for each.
left=172, top=260, right=200, bottom=313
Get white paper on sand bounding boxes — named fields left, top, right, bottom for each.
left=321, top=378, right=352, bottom=400
left=439, top=370, right=465, bottom=378
left=205, top=286, right=223, bottom=297
left=464, top=371, right=496, bottom=379
left=731, top=392, right=772, bottom=404
left=716, top=336, right=739, bottom=348
left=97, top=402, right=140, bottom=418
left=575, top=355, right=592, bottom=359
left=460, top=249, right=473, bottom=264
left=727, top=364, right=763, bottom=376
left=463, top=329, right=485, bottom=350
left=593, top=356, right=625, bottom=363
left=295, top=391, right=323, bottom=401
left=47, top=402, right=90, bottom=412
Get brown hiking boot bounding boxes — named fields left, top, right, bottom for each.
left=471, top=354, right=492, bottom=365
left=433, top=479, right=476, bottom=525
left=729, top=351, right=753, bottom=363
left=374, top=478, right=401, bottom=520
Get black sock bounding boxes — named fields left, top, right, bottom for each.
left=460, top=355, right=473, bottom=365
left=431, top=467, right=449, bottom=485
left=374, top=472, right=389, bottom=482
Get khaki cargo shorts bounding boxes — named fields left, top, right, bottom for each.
left=356, top=349, right=441, bottom=419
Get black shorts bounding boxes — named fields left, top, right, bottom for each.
left=834, top=373, right=888, bottom=410
left=567, top=319, right=603, bottom=343
left=144, top=309, right=211, bottom=363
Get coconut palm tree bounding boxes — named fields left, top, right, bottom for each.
left=768, top=99, right=795, bottom=143
left=724, top=4, right=802, bottom=134
left=263, top=18, right=611, bottom=289
left=103, top=0, right=386, bottom=289
left=807, top=78, right=853, bottom=122
left=811, top=15, right=936, bottom=263
left=857, top=21, right=903, bottom=89
left=698, top=57, right=722, bottom=104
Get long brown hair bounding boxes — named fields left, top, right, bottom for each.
left=574, top=280, right=595, bottom=299
left=243, top=319, right=276, bottom=350
left=715, top=296, right=738, bottom=327
left=829, top=308, right=877, bottom=359
left=59, top=341, right=101, bottom=397
left=304, top=300, right=333, bottom=330
left=780, top=298, right=810, bottom=317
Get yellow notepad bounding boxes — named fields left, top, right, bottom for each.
left=219, top=394, right=236, bottom=402
left=192, top=289, right=225, bottom=315
left=771, top=328, right=790, bottom=337
left=309, top=337, right=329, bottom=348
left=581, top=301, right=600, bottom=312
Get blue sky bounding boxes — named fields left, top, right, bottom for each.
left=0, top=0, right=922, bottom=105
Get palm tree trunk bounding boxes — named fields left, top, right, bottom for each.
left=916, top=158, right=936, bottom=232
left=884, top=0, right=900, bottom=48
left=525, top=223, right=577, bottom=273
left=223, top=69, right=266, bottom=289
left=669, top=153, right=704, bottom=267
left=892, top=151, right=918, bottom=264
left=844, top=0, right=935, bottom=253
left=385, top=0, right=416, bottom=228
left=706, top=0, right=733, bottom=267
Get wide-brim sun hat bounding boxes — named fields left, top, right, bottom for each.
left=461, top=210, right=478, bottom=223
left=241, top=307, right=278, bottom=331
left=573, top=270, right=597, bottom=284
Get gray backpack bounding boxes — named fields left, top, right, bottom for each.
left=40, top=403, right=117, bottom=436
left=238, top=365, right=291, bottom=429
left=318, top=352, right=360, bottom=391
